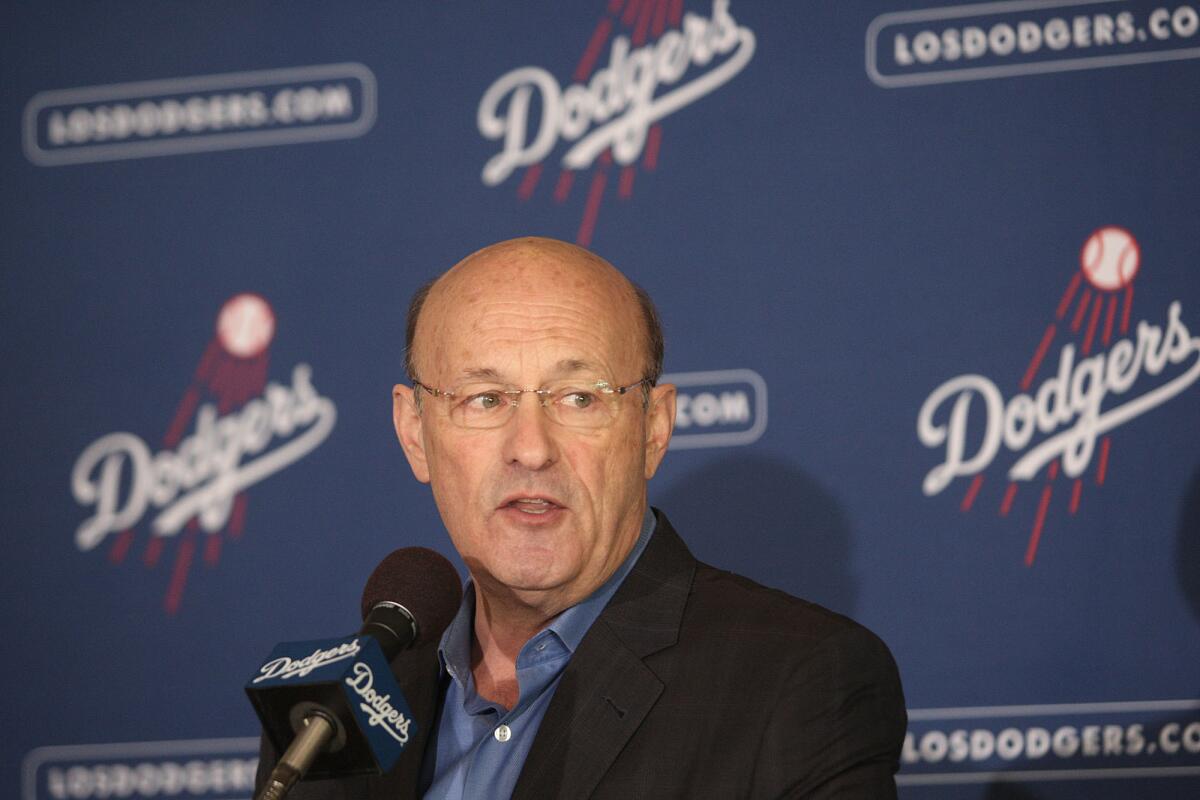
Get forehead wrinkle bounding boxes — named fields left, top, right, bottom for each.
left=468, top=322, right=617, bottom=365
left=449, top=359, right=608, bottom=388
left=472, top=306, right=595, bottom=329
left=467, top=302, right=614, bottom=348
left=469, top=295, right=610, bottom=322
left=553, top=358, right=599, bottom=374
left=422, top=316, right=630, bottom=385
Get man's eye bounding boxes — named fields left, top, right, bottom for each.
left=464, top=392, right=505, bottom=410
left=559, top=391, right=597, bottom=410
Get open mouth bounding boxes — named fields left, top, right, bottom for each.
left=504, top=497, right=562, bottom=515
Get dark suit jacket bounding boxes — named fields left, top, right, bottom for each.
left=257, top=511, right=907, bottom=799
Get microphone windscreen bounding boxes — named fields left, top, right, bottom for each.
left=360, top=547, right=463, bottom=645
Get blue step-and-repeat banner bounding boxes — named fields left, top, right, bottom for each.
left=4, top=2, right=1199, bottom=798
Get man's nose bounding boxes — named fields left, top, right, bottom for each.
left=501, top=397, right=557, bottom=470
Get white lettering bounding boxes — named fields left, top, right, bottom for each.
left=916, top=375, right=1003, bottom=496
left=898, top=722, right=1177, bottom=764
left=997, top=728, right=1024, bottom=759
left=918, top=302, right=1200, bottom=494
left=478, top=0, right=755, bottom=184
left=45, top=758, right=257, bottom=799
left=253, top=639, right=362, bottom=683
left=345, top=662, right=412, bottom=744
left=1026, top=727, right=1050, bottom=758
left=885, top=9, right=1181, bottom=69
left=675, top=390, right=752, bottom=428
left=71, top=364, right=336, bottom=549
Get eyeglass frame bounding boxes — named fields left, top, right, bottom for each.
left=408, top=375, right=654, bottom=427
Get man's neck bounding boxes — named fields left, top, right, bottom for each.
left=469, top=557, right=627, bottom=700
left=464, top=506, right=653, bottom=708
left=468, top=584, right=560, bottom=709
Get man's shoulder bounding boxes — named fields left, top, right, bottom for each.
left=572, top=511, right=906, bottom=797
left=634, top=509, right=896, bottom=663
left=686, top=560, right=894, bottom=661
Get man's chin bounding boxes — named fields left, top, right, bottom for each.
left=478, top=557, right=580, bottom=604
left=491, top=563, right=569, bottom=594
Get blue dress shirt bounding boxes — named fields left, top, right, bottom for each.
left=420, top=507, right=656, bottom=799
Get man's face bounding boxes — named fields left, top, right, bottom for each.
left=393, top=242, right=674, bottom=614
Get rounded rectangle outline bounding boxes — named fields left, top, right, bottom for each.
left=907, top=698, right=1200, bottom=721
left=865, top=0, right=1200, bottom=88
left=23, top=62, right=377, bottom=166
left=22, top=737, right=261, bottom=800
left=662, top=368, right=767, bottom=450
left=897, top=698, right=1200, bottom=785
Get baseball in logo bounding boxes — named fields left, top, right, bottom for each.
left=917, top=227, right=1200, bottom=565
left=477, top=0, right=755, bottom=246
left=70, top=294, right=337, bottom=613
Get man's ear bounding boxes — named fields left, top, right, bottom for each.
left=393, top=384, right=430, bottom=484
left=643, top=383, right=676, bottom=480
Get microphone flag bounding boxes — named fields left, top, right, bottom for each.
left=245, top=633, right=415, bottom=777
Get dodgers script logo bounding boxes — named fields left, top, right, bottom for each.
left=477, top=0, right=755, bottom=246
left=70, top=294, right=337, bottom=613
left=917, top=228, right=1200, bottom=565
left=252, top=639, right=363, bottom=684
left=345, top=662, right=413, bottom=744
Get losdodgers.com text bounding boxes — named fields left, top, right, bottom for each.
left=893, top=5, right=1199, bottom=67
left=43, top=758, right=257, bottom=800
left=904, top=719, right=1200, bottom=766
left=43, top=84, right=354, bottom=147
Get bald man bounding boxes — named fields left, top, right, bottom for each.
left=257, top=237, right=906, bottom=799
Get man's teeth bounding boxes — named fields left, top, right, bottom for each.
left=512, top=499, right=552, bottom=514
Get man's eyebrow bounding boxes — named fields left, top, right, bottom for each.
left=458, top=367, right=503, bottom=382
left=552, top=359, right=599, bottom=375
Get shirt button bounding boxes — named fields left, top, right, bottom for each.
left=494, top=724, right=512, bottom=742
left=536, top=643, right=547, bottom=652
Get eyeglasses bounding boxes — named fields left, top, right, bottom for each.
left=410, top=377, right=651, bottom=430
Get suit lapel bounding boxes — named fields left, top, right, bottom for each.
left=513, top=512, right=695, bottom=800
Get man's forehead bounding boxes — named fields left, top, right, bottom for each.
left=430, top=315, right=624, bottom=381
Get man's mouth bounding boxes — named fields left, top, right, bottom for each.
left=503, top=497, right=562, bottom=515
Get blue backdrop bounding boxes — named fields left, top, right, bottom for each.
left=4, top=2, right=1199, bottom=798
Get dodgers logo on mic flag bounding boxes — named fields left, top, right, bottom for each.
left=246, top=635, right=416, bottom=777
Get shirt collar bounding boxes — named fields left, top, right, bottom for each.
left=438, top=506, right=657, bottom=686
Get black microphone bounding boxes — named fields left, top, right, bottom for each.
left=358, top=546, right=464, bottom=659
left=248, top=547, right=462, bottom=800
